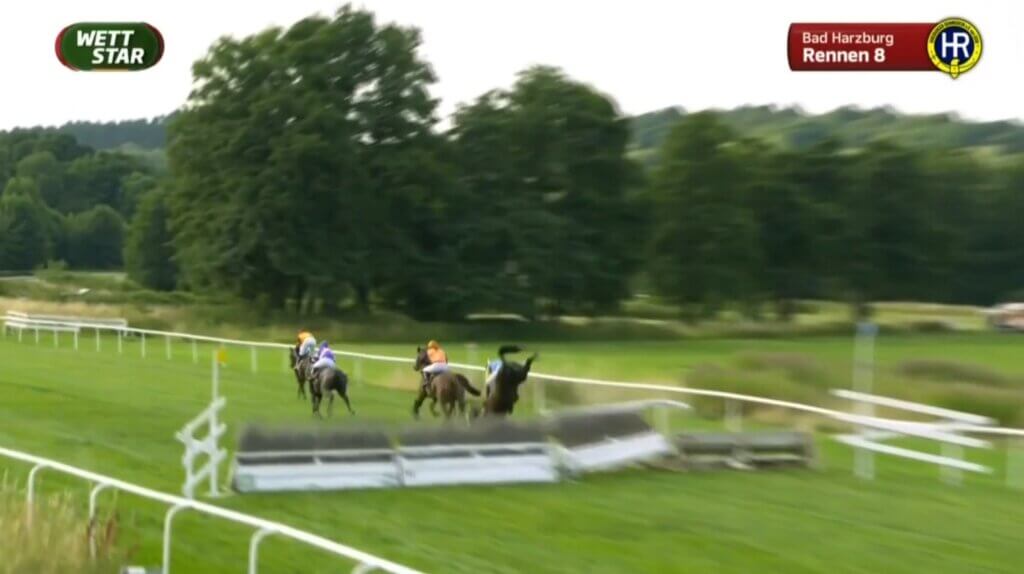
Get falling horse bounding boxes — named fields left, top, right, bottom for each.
left=412, top=347, right=481, bottom=420
left=482, top=345, right=537, bottom=416
left=294, top=351, right=355, bottom=418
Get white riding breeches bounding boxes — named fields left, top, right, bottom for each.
left=313, top=357, right=335, bottom=372
left=423, top=362, right=450, bottom=375
left=299, top=338, right=317, bottom=357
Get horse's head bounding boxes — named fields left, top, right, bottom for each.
left=413, top=346, right=430, bottom=371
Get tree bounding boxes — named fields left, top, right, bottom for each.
left=0, top=194, right=50, bottom=270
left=3, top=176, right=43, bottom=201
left=168, top=4, right=443, bottom=310
left=62, top=151, right=145, bottom=214
left=746, top=148, right=820, bottom=320
left=449, top=67, right=646, bottom=316
left=119, top=172, right=159, bottom=218
left=647, top=112, right=761, bottom=318
left=65, top=206, right=125, bottom=269
left=15, top=152, right=64, bottom=206
left=124, top=191, right=177, bottom=290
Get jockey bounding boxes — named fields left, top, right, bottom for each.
left=485, top=358, right=503, bottom=398
left=312, top=341, right=336, bottom=377
left=296, top=330, right=317, bottom=359
left=421, top=340, right=449, bottom=386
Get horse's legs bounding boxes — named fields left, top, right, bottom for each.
left=340, top=389, right=355, bottom=415
left=412, top=388, right=427, bottom=419
left=312, top=394, right=322, bottom=419
left=429, top=384, right=441, bottom=417
left=327, top=391, right=334, bottom=418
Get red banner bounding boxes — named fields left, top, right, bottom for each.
left=788, top=23, right=934, bottom=71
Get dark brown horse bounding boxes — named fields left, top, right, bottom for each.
left=412, top=347, right=481, bottom=420
left=482, top=345, right=537, bottom=416
left=288, top=346, right=307, bottom=399
left=295, top=352, right=355, bottom=418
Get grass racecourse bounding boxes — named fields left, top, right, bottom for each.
left=1, top=329, right=1023, bottom=573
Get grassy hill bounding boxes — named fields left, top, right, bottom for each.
left=629, top=105, right=1024, bottom=169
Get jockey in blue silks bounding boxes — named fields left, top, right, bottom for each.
left=312, top=341, right=336, bottom=377
left=485, top=359, right=503, bottom=397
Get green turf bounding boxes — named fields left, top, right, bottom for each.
left=1, top=331, right=1022, bottom=573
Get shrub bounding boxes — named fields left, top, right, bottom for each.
left=895, top=359, right=1011, bottom=387
left=0, top=483, right=129, bottom=574
left=734, top=352, right=829, bottom=386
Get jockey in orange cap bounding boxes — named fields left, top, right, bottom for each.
left=421, top=340, right=449, bottom=388
left=296, top=330, right=317, bottom=359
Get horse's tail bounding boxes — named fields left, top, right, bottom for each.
left=455, top=374, right=481, bottom=396
left=498, top=345, right=522, bottom=361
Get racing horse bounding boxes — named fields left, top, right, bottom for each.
left=482, top=345, right=537, bottom=416
left=288, top=346, right=307, bottom=399
left=412, top=347, right=481, bottom=420
left=294, top=351, right=355, bottom=418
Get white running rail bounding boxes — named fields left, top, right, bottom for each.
left=5, top=313, right=1024, bottom=448
left=0, top=445, right=423, bottom=574
left=832, top=389, right=997, bottom=483
left=5, top=312, right=1024, bottom=439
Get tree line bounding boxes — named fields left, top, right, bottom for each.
left=0, top=130, right=159, bottom=272
left=3, top=4, right=1023, bottom=321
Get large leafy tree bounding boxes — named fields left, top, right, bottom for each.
left=65, top=206, right=125, bottom=269
left=125, top=190, right=177, bottom=290
left=647, top=112, right=761, bottom=318
left=449, top=67, right=645, bottom=316
left=0, top=194, right=51, bottom=270
left=167, top=4, right=442, bottom=310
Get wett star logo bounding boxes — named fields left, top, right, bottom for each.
left=56, top=23, right=164, bottom=71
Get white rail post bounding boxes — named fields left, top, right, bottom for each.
left=248, top=528, right=275, bottom=574
left=941, top=442, right=964, bottom=485
left=117, top=330, right=123, bottom=354
left=1009, top=439, right=1024, bottom=489
left=53, top=330, right=58, bottom=347
left=852, top=322, right=878, bottom=480
left=26, top=463, right=46, bottom=527
left=352, top=564, right=377, bottom=574
left=34, top=327, right=39, bottom=345
left=88, top=483, right=112, bottom=559
left=141, top=333, right=147, bottom=358
left=210, top=350, right=224, bottom=496
left=162, top=504, right=189, bottom=574
left=251, top=346, right=258, bottom=373
left=354, top=358, right=363, bottom=386
left=73, top=329, right=77, bottom=350
left=165, top=336, right=172, bottom=360
left=725, top=399, right=742, bottom=432
left=655, top=404, right=670, bottom=435
left=534, top=379, right=546, bottom=413
left=192, top=339, right=198, bottom=364
left=95, top=328, right=101, bottom=352
left=18, top=327, right=23, bottom=342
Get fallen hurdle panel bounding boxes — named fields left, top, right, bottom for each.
left=674, top=431, right=816, bottom=470
left=547, top=409, right=676, bottom=474
left=396, top=421, right=559, bottom=487
left=232, top=426, right=400, bottom=493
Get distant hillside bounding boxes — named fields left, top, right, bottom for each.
left=55, top=116, right=172, bottom=150
left=12, top=105, right=1024, bottom=164
left=629, top=105, right=1024, bottom=167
